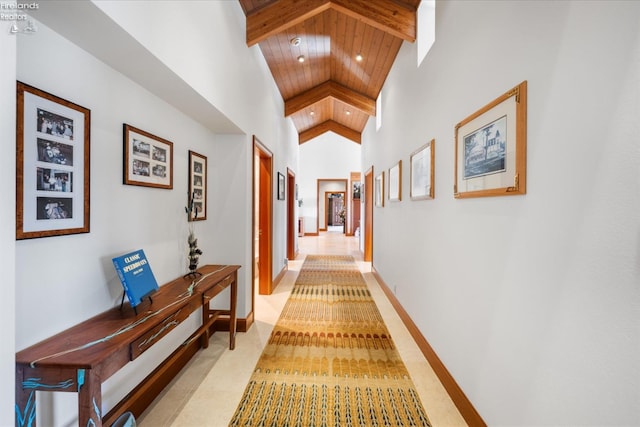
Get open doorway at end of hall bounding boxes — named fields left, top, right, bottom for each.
left=326, top=192, right=345, bottom=233
left=317, top=179, right=348, bottom=234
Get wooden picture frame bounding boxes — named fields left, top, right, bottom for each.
left=374, top=171, right=384, bottom=208
left=123, top=123, right=173, bottom=189
left=16, top=81, right=90, bottom=240
left=454, top=81, right=527, bottom=198
left=410, top=139, right=435, bottom=200
left=388, top=160, right=402, bottom=202
left=277, top=172, right=285, bottom=200
left=188, top=150, right=207, bottom=221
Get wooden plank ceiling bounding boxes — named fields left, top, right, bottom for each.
left=239, top=0, right=421, bottom=144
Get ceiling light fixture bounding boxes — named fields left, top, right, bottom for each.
left=345, top=110, right=351, bottom=115
left=290, top=36, right=301, bottom=46
left=355, top=53, right=363, bottom=62
left=297, top=55, right=305, bottom=63
left=310, top=111, right=315, bottom=116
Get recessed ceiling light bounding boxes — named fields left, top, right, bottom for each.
left=355, top=53, right=363, bottom=62
left=290, top=37, right=302, bottom=46
left=297, top=55, right=305, bottom=63
left=310, top=111, right=315, bottom=116
left=345, top=110, right=351, bottom=115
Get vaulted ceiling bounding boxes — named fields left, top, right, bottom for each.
left=239, top=0, right=421, bottom=144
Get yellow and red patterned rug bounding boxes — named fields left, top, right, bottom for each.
left=229, top=255, right=431, bottom=426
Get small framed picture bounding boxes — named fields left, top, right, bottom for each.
left=454, top=81, right=527, bottom=198
left=16, top=82, right=91, bottom=239
left=277, top=172, right=285, bottom=200
left=410, top=139, right=435, bottom=200
left=188, top=150, right=207, bottom=221
left=123, top=124, right=173, bottom=189
left=352, top=182, right=361, bottom=200
left=374, top=171, right=384, bottom=208
left=388, top=160, right=402, bottom=202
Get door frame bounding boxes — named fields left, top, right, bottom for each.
left=325, top=192, right=346, bottom=232
left=286, top=168, right=296, bottom=261
left=252, top=137, right=273, bottom=295
left=364, top=167, right=373, bottom=262
left=316, top=178, right=348, bottom=232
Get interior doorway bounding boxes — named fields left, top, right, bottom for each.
left=316, top=179, right=348, bottom=233
left=253, top=137, right=273, bottom=296
left=326, top=192, right=345, bottom=233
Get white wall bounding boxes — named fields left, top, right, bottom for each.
left=298, top=132, right=361, bottom=234
left=12, top=1, right=298, bottom=424
left=362, top=1, right=640, bottom=425
left=0, top=22, right=17, bottom=427
left=90, top=0, right=300, bottom=303
left=15, top=21, right=227, bottom=424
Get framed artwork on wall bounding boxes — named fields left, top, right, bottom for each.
left=388, top=160, right=402, bottom=202
left=352, top=182, right=361, bottom=200
left=454, top=80, right=527, bottom=198
left=374, top=171, right=384, bottom=208
left=410, top=139, right=435, bottom=200
left=277, top=172, right=285, bottom=200
left=16, top=81, right=91, bottom=240
left=123, top=123, right=173, bottom=189
left=188, top=150, right=207, bottom=221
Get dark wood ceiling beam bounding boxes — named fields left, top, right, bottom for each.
left=299, top=120, right=361, bottom=144
left=330, top=0, right=417, bottom=42
left=285, top=81, right=375, bottom=117
left=246, top=0, right=331, bottom=46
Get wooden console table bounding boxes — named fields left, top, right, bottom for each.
left=15, top=264, right=239, bottom=427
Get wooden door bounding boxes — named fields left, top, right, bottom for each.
left=364, top=167, right=373, bottom=261
left=253, top=137, right=273, bottom=295
left=287, top=169, right=296, bottom=260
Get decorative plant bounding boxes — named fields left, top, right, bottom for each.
left=184, top=191, right=203, bottom=278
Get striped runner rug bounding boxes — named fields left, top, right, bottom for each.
left=229, top=255, right=431, bottom=426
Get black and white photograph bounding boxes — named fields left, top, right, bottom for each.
left=152, top=145, right=167, bottom=162
left=17, top=82, right=90, bottom=239
left=463, top=116, right=506, bottom=179
left=194, top=161, right=203, bottom=174
left=124, top=123, right=173, bottom=189
left=277, top=172, right=285, bottom=200
left=37, top=168, right=73, bottom=192
left=188, top=150, right=207, bottom=221
left=454, top=81, right=527, bottom=198
left=37, top=138, right=74, bottom=166
left=152, top=164, right=167, bottom=178
left=133, top=159, right=150, bottom=177
left=37, top=108, right=74, bottom=140
left=37, top=197, right=73, bottom=220
left=353, top=182, right=361, bottom=199
left=132, top=138, right=150, bottom=157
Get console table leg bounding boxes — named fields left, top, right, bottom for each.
left=15, top=365, right=36, bottom=427
left=78, top=369, right=102, bottom=426
left=230, top=279, right=237, bottom=350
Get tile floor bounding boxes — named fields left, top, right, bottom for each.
left=137, top=231, right=466, bottom=426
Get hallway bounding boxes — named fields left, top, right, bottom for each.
left=137, top=232, right=466, bottom=426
